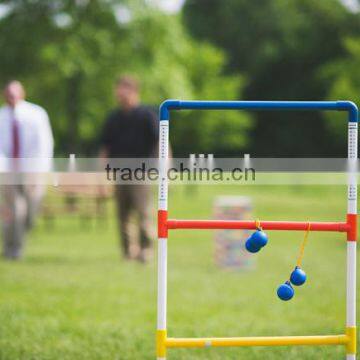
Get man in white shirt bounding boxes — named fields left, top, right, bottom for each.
left=0, top=80, right=54, bottom=260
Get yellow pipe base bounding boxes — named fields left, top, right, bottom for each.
left=346, top=327, right=357, bottom=355
left=156, top=330, right=167, bottom=358
left=166, top=334, right=349, bottom=348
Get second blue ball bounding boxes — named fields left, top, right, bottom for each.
left=277, top=281, right=294, bottom=301
left=290, top=266, right=307, bottom=286
left=245, top=238, right=261, bottom=253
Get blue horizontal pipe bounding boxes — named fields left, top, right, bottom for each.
left=159, top=100, right=358, bottom=122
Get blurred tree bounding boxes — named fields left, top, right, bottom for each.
left=322, top=36, right=360, bottom=150
left=184, top=0, right=360, bottom=156
left=0, top=0, right=249, bottom=156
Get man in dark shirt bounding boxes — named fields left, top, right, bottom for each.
left=100, top=76, right=158, bottom=262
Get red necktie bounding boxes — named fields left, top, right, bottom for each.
left=12, top=113, right=20, bottom=158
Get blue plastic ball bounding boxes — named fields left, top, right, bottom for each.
left=245, top=238, right=261, bottom=253
left=277, top=281, right=294, bottom=301
left=251, top=230, right=268, bottom=248
left=290, top=267, right=307, bottom=286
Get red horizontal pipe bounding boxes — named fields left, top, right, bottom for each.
left=166, top=219, right=349, bottom=232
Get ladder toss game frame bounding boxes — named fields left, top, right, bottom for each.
left=156, top=100, right=358, bottom=360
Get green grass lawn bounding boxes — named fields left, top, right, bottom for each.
left=0, top=185, right=358, bottom=359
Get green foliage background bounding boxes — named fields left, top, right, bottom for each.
left=0, top=0, right=249, bottom=156
left=0, top=0, right=360, bottom=156
left=184, top=0, right=360, bottom=156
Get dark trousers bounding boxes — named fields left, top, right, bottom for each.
left=115, top=185, right=153, bottom=256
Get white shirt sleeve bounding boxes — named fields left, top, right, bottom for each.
left=29, top=106, right=54, bottom=172
left=34, top=107, right=54, bottom=158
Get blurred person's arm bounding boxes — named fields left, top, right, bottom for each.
left=98, top=111, right=109, bottom=161
left=99, top=111, right=113, bottom=160
left=24, top=106, right=53, bottom=194
left=28, top=106, right=54, bottom=159
left=26, top=106, right=53, bottom=174
left=98, top=113, right=113, bottom=179
left=37, top=107, right=53, bottom=170
left=36, top=108, right=54, bottom=159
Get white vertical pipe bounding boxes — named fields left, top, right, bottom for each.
left=347, top=242, right=357, bottom=327
left=158, top=122, right=169, bottom=211
left=346, top=121, right=357, bottom=357
left=157, top=120, right=169, bottom=333
left=347, top=122, right=357, bottom=215
left=157, top=237, right=167, bottom=330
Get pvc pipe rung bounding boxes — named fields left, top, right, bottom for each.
left=166, top=334, right=349, bottom=348
left=167, top=219, right=349, bottom=232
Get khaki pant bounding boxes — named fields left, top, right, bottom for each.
left=1, top=184, right=45, bottom=259
left=115, top=185, right=153, bottom=257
